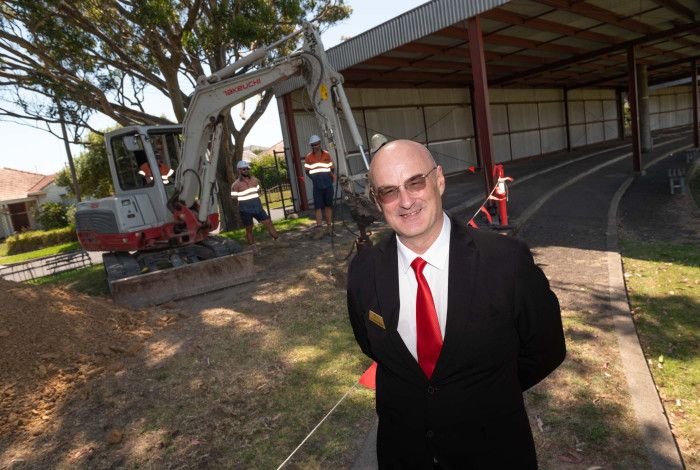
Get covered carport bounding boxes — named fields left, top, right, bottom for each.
left=275, top=0, right=700, bottom=211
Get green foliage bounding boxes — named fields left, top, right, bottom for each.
left=55, top=130, right=114, bottom=198
left=4, top=227, right=77, bottom=255
left=250, top=153, right=288, bottom=188
left=35, top=201, right=71, bottom=230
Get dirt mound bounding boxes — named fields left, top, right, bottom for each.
left=0, top=279, right=154, bottom=440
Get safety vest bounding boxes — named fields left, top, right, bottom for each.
left=230, top=185, right=260, bottom=201
left=139, top=162, right=174, bottom=183
left=304, top=151, right=334, bottom=174
left=305, top=161, right=333, bottom=174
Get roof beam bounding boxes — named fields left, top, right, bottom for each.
left=482, top=7, right=692, bottom=59
left=342, top=69, right=470, bottom=84
left=568, top=54, right=700, bottom=89
left=492, top=20, right=700, bottom=86
left=534, top=0, right=657, bottom=34
left=481, top=8, right=612, bottom=45
left=535, top=0, right=700, bottom=52
left=650, top=0, right=696, bottom=21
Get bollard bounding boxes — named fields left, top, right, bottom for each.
left=492, top=164, right=513, bottom=226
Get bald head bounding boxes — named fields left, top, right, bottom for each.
left=367, top=139, right=445, bottom=253
left=369, top=140, right=435, bottom=187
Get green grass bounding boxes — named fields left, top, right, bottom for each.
left=621, top=240, right=700, bottom=468
left=27, top=264, right=109, bottom=297
left=261, top=189, right=293, bottom=210
left=0, top=241, right=81, bottom=264
left=219, top=216, right=313, bottom=244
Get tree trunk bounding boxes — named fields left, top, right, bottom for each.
left=216, top=118, right=241, bottom=231
left=214, top=92, right=274, bottom=231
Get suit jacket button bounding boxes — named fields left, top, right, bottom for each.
left=427, top=386, right=435, bottom=394
left=426, top=430, right=434, bottom=438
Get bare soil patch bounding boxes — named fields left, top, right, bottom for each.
left=0, top=279, right=159, bottom=466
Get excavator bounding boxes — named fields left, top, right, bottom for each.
left=74, top=22, right=379, bottom=308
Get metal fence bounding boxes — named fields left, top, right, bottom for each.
left=0, top=250, right=93, bottom=282
left=258, top=150, right=294, bottom=219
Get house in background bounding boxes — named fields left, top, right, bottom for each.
left=0, top=168, right=68, bottom=239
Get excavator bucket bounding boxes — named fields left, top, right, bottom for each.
left=108, top=250, right=255, bottom=308
left=103, top=237, right=255, bottom=308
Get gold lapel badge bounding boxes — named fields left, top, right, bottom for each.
left=368, top=310, right=386, bottom=329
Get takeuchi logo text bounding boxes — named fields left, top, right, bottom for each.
left=224, top=78, right=262, bottom=96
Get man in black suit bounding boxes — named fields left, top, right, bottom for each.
left=347, top=140, right=565, bottom=469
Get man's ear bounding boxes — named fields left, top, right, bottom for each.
left=436, top=165, right=446, bottom=196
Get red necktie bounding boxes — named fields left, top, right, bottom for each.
left=411, top=257, right=443, bottom=379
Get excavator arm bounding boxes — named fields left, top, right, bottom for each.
left=76, top=22, right=380, bottom=308
left=172, top=22, right=376, bottom=233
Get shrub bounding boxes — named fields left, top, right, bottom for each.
left=4, top=227, right=77, bottom=255
left=35, top=201, right=71, bottom=230
left=250, top=154, right=288, bottom=188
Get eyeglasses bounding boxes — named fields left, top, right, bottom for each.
left=371, top=167, right=437, bottom=204
left=311, top=143, right=321, bottom=148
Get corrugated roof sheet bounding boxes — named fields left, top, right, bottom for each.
left=274, top=0, right=510, bottom=96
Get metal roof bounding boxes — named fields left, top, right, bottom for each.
left=276, top=0, right=700, bottom=95
left=275, top=0, right=511, bottom=96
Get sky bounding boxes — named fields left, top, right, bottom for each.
left=0, top=0, right=426, bottom=175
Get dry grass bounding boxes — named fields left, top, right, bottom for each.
left=1, top=224, right=377, bottom=469
left=525, top=309, right=649, bottom=469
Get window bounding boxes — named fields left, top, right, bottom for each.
left=111, top=134, right=153, bottom=191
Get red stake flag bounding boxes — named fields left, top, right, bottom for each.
left=358, top=362, right=377, bottom=390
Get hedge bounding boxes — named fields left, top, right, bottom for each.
left=4, top=227, right=78, bottom=255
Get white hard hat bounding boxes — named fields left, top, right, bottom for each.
left=370, top=133, right=388, bottom=154
left=236, top=160, right=250, bottom=169
left=309, top=134, right=321, bottom=145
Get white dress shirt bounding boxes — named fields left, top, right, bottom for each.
left=396, top=214, right=451, bottom=361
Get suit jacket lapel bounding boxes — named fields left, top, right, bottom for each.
left=374, top=233, right=425, bottom=379
left=432, top=222, right=478, bottom=381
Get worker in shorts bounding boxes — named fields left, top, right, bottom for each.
left=230, top=160, right=280, bottom=248
left=304, top=134, right=336, bottom=239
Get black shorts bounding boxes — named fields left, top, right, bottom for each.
left=240, top=207, right=269, bottom=226
left=313, top=186, right=334, bottom=209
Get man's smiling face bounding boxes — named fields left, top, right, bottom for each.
left=369, top=140, right=445, bottom=253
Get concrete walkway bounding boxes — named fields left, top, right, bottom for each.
left=351, top=128, right=693, bottom=469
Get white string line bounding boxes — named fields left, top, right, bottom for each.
left=468, top=183, right=500, bottom=224
left=276, top=382, right=361, bottom=469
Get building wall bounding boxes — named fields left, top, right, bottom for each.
left=648, top=85, right=693, bottom=131
left=282, top=86, right=621, bottom=209
left=281, top=84, right=694, bottom=211
left=40, top=182, right=68, bottom=204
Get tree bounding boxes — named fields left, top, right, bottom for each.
left=0, top=0, right=351, bottom=229
left=55, top=130, right=114, bottom=199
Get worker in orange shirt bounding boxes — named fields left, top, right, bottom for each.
left=230, top=160, right=280, bottom=248
left=139, top=158, right=173, bottom=184
left=139, top=138, right=174, bottom=184
left=304, top=134, right=336, bottom=239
